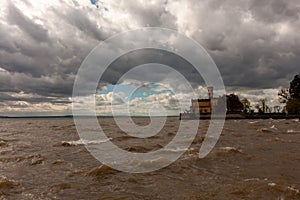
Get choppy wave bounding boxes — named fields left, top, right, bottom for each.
left=163, top=147, right=193, bottom=153
left=0, top=153, right=42, bottom=164
left=0, top=140, right=7, bottom=147
left=0, top=175, right=17, bottom=189
left=217, top=147, right=243, bottom=154
left=87, top=165, right=116, bottom=176
left=286, top=129, right=300, bottom=134
left=249, top=121, right=260, bottom=124
left=257, top=128, right=274, bottom=133
left=1, top=118, right=300, bottom=199
left=270, top=125, right=277, bottom=129
left=61, top=138, right=111, bottom=146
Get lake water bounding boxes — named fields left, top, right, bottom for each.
left=0, top=118, right=299, bottom=199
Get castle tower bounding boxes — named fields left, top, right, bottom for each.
left=208, top=86, right=213, bottom=99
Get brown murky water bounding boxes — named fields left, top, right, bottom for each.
left=0, top=118, right=299, bottom=199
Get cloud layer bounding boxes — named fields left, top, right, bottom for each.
left=0, top=0, right=299, bottom=115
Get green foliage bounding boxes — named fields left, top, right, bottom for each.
left=278, top=88, right=290, bottom=103
left=241, top=98, right=250, bottom=113
left=255, top=99, right=269, bottom=113
left=289, top=74, right=300, bottom=100
left=286, top=99, right=300, bottom=114
left=226, top=94, right=243, bottom=112
left=278, top=73, right=300, bottom=114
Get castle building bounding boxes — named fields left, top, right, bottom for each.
left=180, top=87, right=244, bottom=120
left=189, top=87, right=219, bottom=115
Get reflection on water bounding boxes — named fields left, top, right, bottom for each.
left=0, top=118, right=299, bottom=199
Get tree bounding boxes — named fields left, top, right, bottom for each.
left=255, top=104, right=263, bottom=113
left=289, top=74, right=300, bottom=100
left=279, top=73, right=300, bottom=114
left=241, top=98, right=251, bottom=113
left=273, top=106, right=281, bottom=113
left=278, top=88, right=290, bottom=103
left=256, top=99, right=268, bottom=113
left=286, top=99, right=300, bottom=114
left=226, top=94, right=243, bottom=113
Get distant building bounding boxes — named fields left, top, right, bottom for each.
left=190, top=99, right=211, bottom=114
left=207, top=86, right=213, bottom=99
left=180, top=87, right=294, bottom=120
left=188, top=87, right=220, bottom=116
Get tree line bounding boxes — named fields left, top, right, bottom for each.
left=278, top=73, right=300, bottom=114
left=221, top=73, right=300, bottom=114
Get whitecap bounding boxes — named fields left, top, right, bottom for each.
left=257, top=128, right=273, bottom=133
left=162, top=147, right=191, bottom=153
left=286, top=130, right=300, bottom=134
left=287, top=186, right=299, bottom=194
left=268, top=182, right=276, bottom=187
left=0, top=140, right=7, bottom=147
left=244, top=178, right=260, bottom=182
left=61, top=138, right=111, bottom=146
left=218, top=147, right=243, bottom=153
left=270, top=125, right=277, bottom=129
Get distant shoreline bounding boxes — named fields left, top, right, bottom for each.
left=180, top=113, right=300, bottom=120
left=0, top=115, right=179, bottom=119
left=0, top=115, right=74, bottom=119
left=1, top=114, right=299, bottom=120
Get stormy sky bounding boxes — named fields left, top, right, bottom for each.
left=0, top=0, right=299, bottom=116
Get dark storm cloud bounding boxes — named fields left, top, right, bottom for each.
left=250, top=0, right=300, bottom=23
left=101, top=49, right=203, bottom=88
left=0, top=0, right=300, bottom=113
left=0, top=71, right=74, bottom=98
left=51, top=5, right=109, bottom=42
left=0, top=2, right=102, bottom=104
left=182, top=0, right=300, bottom=88
left=7, top=2, right=50, bottom=43
left=0, top=92, right=71, bottom=104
